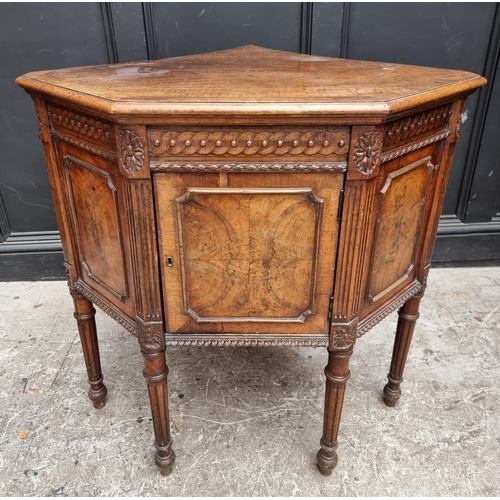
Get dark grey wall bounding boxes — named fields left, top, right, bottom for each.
left=1, top=2, right=499, bottom=280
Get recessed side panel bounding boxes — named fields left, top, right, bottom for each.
left=367, top=156, right=435, bottom=303
left=176, top=188, right=322, bottom=322
left=64, top=155, right=128, bottom=301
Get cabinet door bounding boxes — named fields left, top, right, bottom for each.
left=154, top=172, right=344, bottom=335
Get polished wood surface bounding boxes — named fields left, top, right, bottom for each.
left=155, top=171, right=343, bottom=336
left=16, top=45, right=485, bottom=122
left=17, top=46, right=485, bottom=477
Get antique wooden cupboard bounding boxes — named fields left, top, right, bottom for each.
left=17, top=46, right=485, bottom=476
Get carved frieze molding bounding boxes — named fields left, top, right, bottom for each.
left=380, top=131, right=450, bottom=164
left=47, top=104, right=113, bottom=145
left=384, top=103, right=453, bottom=147
left=51, top=129, right=117, bottom=162
left=118, top=129, right=145, bottom=174
left=150, top=162, right=347, bottom=173
left=353, top=130, right=381, bottom=175
left=357, top=281, right=423, bottom=337
left=164, top=335, right=329, bottom=347
left=33, top=101, right=43, bottom=139
left=73, top=281, right=137, bottom=335
left=149, top=130, right=350, bottom=156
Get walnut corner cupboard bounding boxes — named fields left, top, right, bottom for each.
left=16, top=46, right=486, bottom=476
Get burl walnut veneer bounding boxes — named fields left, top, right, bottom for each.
left=17, top=46, right=486, bottom=476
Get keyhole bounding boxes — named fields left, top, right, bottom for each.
left=166, top=257, right=173, bottom=267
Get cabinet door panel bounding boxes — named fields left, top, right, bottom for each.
left=155, top=172, right=343, bottom=335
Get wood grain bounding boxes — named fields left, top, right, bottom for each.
left=155, top=172, right=343, bottom=335
left=17, top=45, right=486, bottom=476
left=176, top=187, right=322, bottom=322
left=64, top=155, right=128, bottom=302
left=359, top=142, right=442, bottom=321
left=70, top=290, right=107, bottom=409
left=367, top=156, right=434, bottom=303
left=16, top=46, right=486, bottom=122
left=148, top=127, right=350, bottom=162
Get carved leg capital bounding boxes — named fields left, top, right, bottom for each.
left=70, top=289, right=107, bottom=409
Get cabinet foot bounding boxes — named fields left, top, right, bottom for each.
left=316, top=440, right=338, bottom=475
left=383, top=377, right=401, bottom=407
left=155, top=441, right=175, bottom=476
left=89, top=377, right=108, bottom=409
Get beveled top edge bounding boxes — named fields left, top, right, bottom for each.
left=16, top=45, right=487, bottom=120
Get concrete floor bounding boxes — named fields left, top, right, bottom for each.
left=0, top=267, right=499, bottom=496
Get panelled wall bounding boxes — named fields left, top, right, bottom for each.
left=1, top=2, right=499, bottom=280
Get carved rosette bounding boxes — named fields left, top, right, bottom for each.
left=353, top=130, right=381, bottom=175
left=331, top=323, right=358, bottom=349
left=137, top=320, right=163, bottom=350
left=118, top=129, right=145, bottom=174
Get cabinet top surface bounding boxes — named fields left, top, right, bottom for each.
left=17, top=45, right=485, bottom=119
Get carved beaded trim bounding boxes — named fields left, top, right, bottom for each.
left=74, top=282, right=137, bottom=335
left=149, top=131, right=349, bottom=156
left=353, top=130, right=381, bottom=175
left=150, top=163, right=347, bottom=173
left=164, top=336, right=329, bottom=347
left=51, top=130, right=117, bottom=162
left=384, top=103, right=453, bottom=147
left=47, top=104, right=113, bottom=145
left=380, top=131, right=450, bottom=164
left=356, top=281, right=423, bottom=337
left=118, top=129, right=145, bottom=174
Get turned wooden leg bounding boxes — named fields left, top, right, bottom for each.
left=70, top=290, right=107, bottom=409
left=383, top=291, right=423, bottom=407
left=317, top=347, right=353, bottom=475
left=141, top=348, right=175, bottom=476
